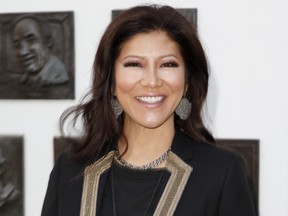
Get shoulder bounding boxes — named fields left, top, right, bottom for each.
left=172, top=129, right=245, bottom=174
left=172, top=131, right=256, bottom=215
left=50, top=153, right=87, bottom=187
left=42, top=153, right=87, bottom=215
left=193, top=140, right=243, bottom=167
left=40, top=55, right=69, bottom=85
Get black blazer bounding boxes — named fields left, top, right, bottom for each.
left=42, top=129, right=256, bottom=216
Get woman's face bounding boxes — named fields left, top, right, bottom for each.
left=114, top=31, right=186, bottom=129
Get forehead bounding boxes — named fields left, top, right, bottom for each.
left=13, top=18, right=41, bottom=37
left=118, top=31, right=181, bottom=57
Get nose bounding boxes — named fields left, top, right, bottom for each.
left=140, top=66, right=163, bottom=88
left=18, top=41, right=30, bottom=57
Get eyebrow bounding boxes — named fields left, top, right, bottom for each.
left=121, top=54, right=180, bottom=61
left=24, top=33, right=36, bottom=38
left=12, top=32, right=36, bottom=41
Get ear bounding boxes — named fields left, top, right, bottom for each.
left=184, top=84, right=188, bottom=95
left=47, top=38, right=53, bottom=49
left=111, top=87, right=116, bottom=97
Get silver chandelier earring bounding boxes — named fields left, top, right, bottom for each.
left=175, top=97, right=192, bottom=120
left=111, top=98, right=123, bottom=118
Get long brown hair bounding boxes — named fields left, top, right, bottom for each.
left=61, top=4, right=214, bottom=163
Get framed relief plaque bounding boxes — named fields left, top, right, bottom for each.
left=0, top=136, right=24, bottom=216
left=0, top=11, right=75, bottom=99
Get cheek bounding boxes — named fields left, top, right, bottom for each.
left=161, top=70, right=186, bottom=91
left=32, top=43, right=47, bottom=56
left=30, top=43, right=40, bottom=52
left=114, top=69, right=141, bottom=94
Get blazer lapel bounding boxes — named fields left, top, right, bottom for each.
left=153, top=151, right=192, bottom=216
left=152, top=128, right=194, bottom=215
left=80, top=151, right=114, bottom=216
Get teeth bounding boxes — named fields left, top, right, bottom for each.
left=136, top=96, right=164, bottom=103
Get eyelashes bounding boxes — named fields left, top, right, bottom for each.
left=123, top=62, right=142, bottom=67
left=123, top=61, right=179, bottom=68
left=161, top=62, right=179, bottom=68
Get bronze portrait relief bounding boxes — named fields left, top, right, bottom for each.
left=0, top=12, right=74, bottom=99
left=0, top=136, right=23, bottom=216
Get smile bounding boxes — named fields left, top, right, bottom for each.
left=21, top=56, right=35, bottom=66
left=136, top=96, right=164, bottom=103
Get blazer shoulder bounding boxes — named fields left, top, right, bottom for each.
left=193, top=140, right=243, bottom=163
left=51, top=153, right=87, bottom=187
left=173, top=129, right=242, bottom=166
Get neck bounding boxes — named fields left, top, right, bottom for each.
left=118, top=119, right=175, bottom=167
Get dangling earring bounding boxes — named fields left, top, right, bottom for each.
left=175, top=97, right=192, bottom=120
left=111, top=98, right=123, bottom=118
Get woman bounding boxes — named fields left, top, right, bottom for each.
left=42, top=5, right=256, bottom=216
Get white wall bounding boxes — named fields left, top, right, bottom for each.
left=0, top=0, right=287, bottom=215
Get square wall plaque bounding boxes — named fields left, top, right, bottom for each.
left=0, top=136, right=24, bottom=216
left=0, top=12, right=75, bottom=99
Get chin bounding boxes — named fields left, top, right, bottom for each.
left=126, top=112, right=174, bottom=129
left=26, top=66, right=40, bottom=74
left=137, top=119, right=168, bottom=129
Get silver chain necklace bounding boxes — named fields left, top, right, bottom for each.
left=115, top=146, right=171, bottom=170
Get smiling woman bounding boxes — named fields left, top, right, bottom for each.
left=41, top=4, right=256, bottom=216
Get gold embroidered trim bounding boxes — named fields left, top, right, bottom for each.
left=80, top=150, right=192, bottom=216
left=153, top=151, right=193, bottom=216
left=80, top=151, right=114, bottom=216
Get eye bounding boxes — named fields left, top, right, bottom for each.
left=123, top=62, right=142, bottom=67
left=13, top=40, right=20, bottom=48
left=26, top=34, right=37, bottom=43
left=161, top=61, right=179, bottom=68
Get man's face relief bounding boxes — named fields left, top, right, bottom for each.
left=12, top=18, right=50, bottom=74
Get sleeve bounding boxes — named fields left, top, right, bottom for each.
left=218, top=154, right=257, bottom=216
left=41, top=155, right=63, bottom=216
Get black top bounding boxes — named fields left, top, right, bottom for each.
left=99, top=162, right=167, bottom=216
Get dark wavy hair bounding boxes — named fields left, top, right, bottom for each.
left=61, top=4, right=215, bottom=163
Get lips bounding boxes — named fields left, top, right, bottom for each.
left=136, top=96, right=164, bottom=103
